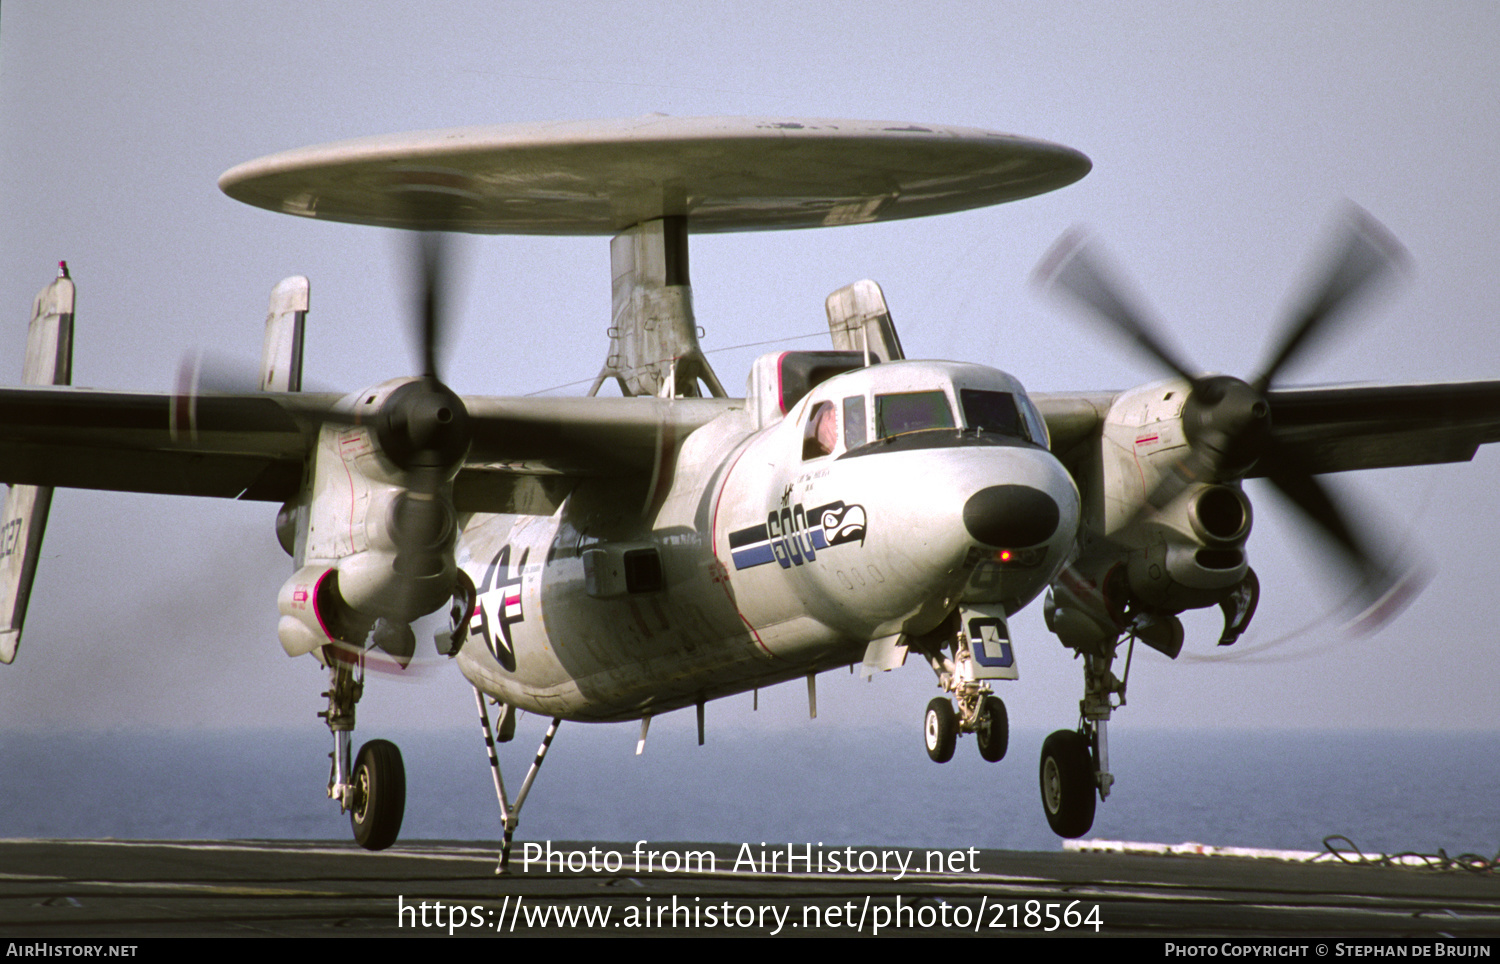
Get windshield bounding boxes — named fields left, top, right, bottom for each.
left=875, top=391, right=955, bottom=438
left=959, top=389, right=1027, bottom=439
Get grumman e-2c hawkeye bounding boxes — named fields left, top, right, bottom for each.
left=4, top=117, right=1499, bottom=866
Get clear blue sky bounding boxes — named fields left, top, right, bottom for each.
left=2, top=1, right=1497, bottom=749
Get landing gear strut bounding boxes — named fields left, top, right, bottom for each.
left=475, top=688, right=562, bottom=873
left=1038, top=652, right=1124, bottom=838
left=321, top=659, right=406, bottom=850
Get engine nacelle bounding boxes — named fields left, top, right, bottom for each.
left=277, top=564, right=369, bottom=657
left=336, top=538, right=455, bottom=620
left=1124, top=481, right=1251, bottom=611
left=292, top=379, right=461, bottom=628
left=1097, top=379, right=1252, bottom=602
left=1049, top=379, right=1258, bottom=653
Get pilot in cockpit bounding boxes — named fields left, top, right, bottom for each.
left=803, top=401, right=839, bottom=459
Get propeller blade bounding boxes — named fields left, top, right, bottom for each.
left=1260, top=465, right=1423, bottom=629
left=1262, top=468, right=1371, bottom=575
left=175, top=352, right=265, bottom=397
left=171, top=351, right=267, bottom=441
left=1035, top=228, right=1201, bottom=384
left=1036, top=211, right=1425, bottom=642
left=370, top=617, right=417, bottom=669
left=410, top=231, right=450, bottom=383
left=1254, top=206, right=1409, bottom=391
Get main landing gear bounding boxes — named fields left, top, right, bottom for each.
left=1038, top=652, right=1124, bottom=838
left=322, top=660, right=406, bottom=850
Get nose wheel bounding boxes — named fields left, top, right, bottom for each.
left=915, top=609, right=1015, bottom=764
left=922, top=691, right=1009, bottom=763
left=924, top=698, right=957, bottom=762
left=976, top=695, right=1009, bottom=762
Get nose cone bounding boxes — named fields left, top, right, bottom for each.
left=963, top=484, right=1060, bottom=547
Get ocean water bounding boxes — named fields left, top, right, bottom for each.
left=1, top=726, right=1494, bottom=859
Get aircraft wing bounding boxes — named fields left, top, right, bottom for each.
left=1033, top=380, right=1500, bottom=474
left=0, top=386, right=738, bottom=510
left=1031, top=392, right=1113, bottom=457
left=0, top=387, right=330, bottom=500
left=1255, top=380, right=1500, bottom=474
left=456, top=396, right=737, bottom=512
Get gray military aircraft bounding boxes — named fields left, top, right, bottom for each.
left=4, top=117, right=1498, bottom=864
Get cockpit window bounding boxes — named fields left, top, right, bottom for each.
left=802, top=400, right=839, bottom=459
left=842, top=396, right=867, bottom=450
left=876, top=391, right=955, bottom=438
left=1018, top=394, right=1050, bottom=448
left=960, top=389, right=1027, bottom=440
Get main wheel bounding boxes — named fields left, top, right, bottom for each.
left=1039, top=729, right=1096, bottom=838
left=350, top=739, right=406, bottom=851
left=976, top=695, right=1009, bottom=762
left=924, top=698, right=957, bottom=763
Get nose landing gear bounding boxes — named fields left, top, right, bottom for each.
left=976, top=694, right=1009, bottom=762
left=915, top=607, right=1014, bottom=764
left=924, top=698, right=958, bottom=762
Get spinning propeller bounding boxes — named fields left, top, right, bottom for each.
left=1036, top=208, right=1421, bottom=627
left=380, top=232, right=470, bottom=588
left=356, top=232, right=473, bottom=666
left=177, top=232, right=472, bottom=668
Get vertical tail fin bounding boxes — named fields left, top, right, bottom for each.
left=1, top=264, right=75, bottom=663
left=825, top=279, right=905, bottom=363
left=260, top=276, right=308, bottom=392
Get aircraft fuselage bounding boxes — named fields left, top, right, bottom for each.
left=456, top=360, right=1081, bottom=722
